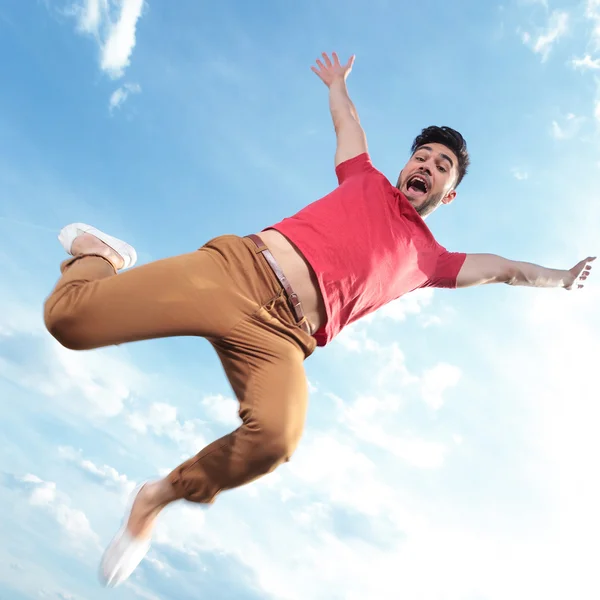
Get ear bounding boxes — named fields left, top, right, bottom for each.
left=442, top=189, right=457, bottom=205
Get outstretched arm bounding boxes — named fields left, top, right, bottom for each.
left=456, top=254, right=596, bottom=290
left=311, top=52, right=368, bottom=167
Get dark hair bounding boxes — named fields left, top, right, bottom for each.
left=410, top=126, right=470, bottom=187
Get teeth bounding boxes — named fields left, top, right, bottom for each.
left=409, top=175, right=428, bottom=191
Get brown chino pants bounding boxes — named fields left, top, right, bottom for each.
left=43, top=234, right=317, bottom=503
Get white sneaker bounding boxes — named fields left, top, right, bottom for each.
left=99, top=484, right=152, bottom=587
left=58, top=222, right=137, bottom=270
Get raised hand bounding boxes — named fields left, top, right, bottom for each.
left=311, top=52, right=355, bottom=87
left=565, top=256, right=596, bottom=290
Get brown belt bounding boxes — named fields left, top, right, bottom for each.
left=246, top=234, right=311, bottom=335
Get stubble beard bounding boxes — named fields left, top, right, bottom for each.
left=411, top=190, right=444, bottom=217
left=398, top=178, right=444, bottom=218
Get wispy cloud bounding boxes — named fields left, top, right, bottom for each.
left=124, top=581, right=164, bottom=600
left=325, top=336, right=459, bottom=469
left=342, top=406, right=449, bottom=469
left=572, top=54, right=600, bottom=70
left=19, top=474, right=100, bottom=549
left=289, top=434, right=398, bottom=515
left=585, top=0, right=600, bottom=49
left=39, top=587, right=83, bottom=600
left=376, top=287, right=435, bottom=322
left=334, top=322, right=379, bottom=352
left=522, top=10, right=569, bottom=62
left=551, top=112, right=585, bottom=139
left=0, top=297, right=152, bottom=418
left=0, top=336, right=146, bottom=419
left=74, top=0, right=103, bottom=34
left=126, top=401, right=208, bottom=455
left=67, top=0, right=145, bottom=79
left=511, top=167, right=529, bottom=180
left=334, top=288, right=439, bottom=352
left=523, top=0, right=549, bottom=8
left=201, top=393, right=240, bottom=427
left=420, top=363, right=462, bottom=411
left=109, top=81, right=141, bottom=113
left=58, top=446, right=135, bottom=492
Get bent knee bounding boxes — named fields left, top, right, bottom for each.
left=249, top=431, right=300, bottom=474
left=44, top=301, right=90, bottom=351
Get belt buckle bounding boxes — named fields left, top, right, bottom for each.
left=288, top=292, right=302, bottom=310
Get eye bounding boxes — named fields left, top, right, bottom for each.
left=437, top=165, right=447, bottom=173
left=415, top=156, right=425, bottom=162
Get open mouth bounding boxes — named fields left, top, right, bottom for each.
left=406, top=174, right=430, bottom=197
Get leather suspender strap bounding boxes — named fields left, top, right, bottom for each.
left=246, top=234, right=310, bottom=334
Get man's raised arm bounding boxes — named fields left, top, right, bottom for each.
left=311, top=52, right=368, bottom=167
left=456, top=253, right=596, bottom=290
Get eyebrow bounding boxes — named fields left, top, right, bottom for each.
left=418, top=145, right=455, bottom=168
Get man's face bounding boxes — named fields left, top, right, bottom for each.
left=396, top=142, right=459, bottom=217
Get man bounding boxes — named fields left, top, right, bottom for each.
left=44, top=52, right=594, bottom=586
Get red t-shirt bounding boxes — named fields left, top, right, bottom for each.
left=267, top=153, right=467, bottom=346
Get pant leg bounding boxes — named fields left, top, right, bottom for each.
left=44, top=235, right=281, bottom=351
left=167, top=291, right=316, bottom=503
left=44, top=231, right=317, bottom=502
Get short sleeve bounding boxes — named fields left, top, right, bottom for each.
left=423, top=249, right=467, bottom=289
left=335, top=153, right=376, bottom=184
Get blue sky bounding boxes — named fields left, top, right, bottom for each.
left=1, top=0, right=600, bottom=598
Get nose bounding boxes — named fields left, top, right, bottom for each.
left=420, top=156, right=437, bottom=176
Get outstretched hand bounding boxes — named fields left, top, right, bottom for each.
left=311, top=52, right=355, bottom=87
left=564, top=256, right=596, bottom=290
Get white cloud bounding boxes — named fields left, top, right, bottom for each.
left=58, top=446, right=135, bottom=492
left=0, top=303, right=148, bottom=418
left=587, top=0, right=600, bottom=17
left=523, top=10, right=569, bottom=62
left=511, top=167, right=529, bottom=180
left=326, top=329, right=459, bottom=469
left=377, top=287, right=434, bottom=322
left=74, top=0, right=105, bottom=34
left=334, top=322, right=380, bottom=352
left=334, top=289, right=438, bottom=352
left=585, top=0, right=600, bottom=49
left=109, top=81, right=141, bottom=113
left=124, top=581, right=164, bottom=600
left=420, top=362, right=462, bottom=411
left=127, top=401, right=208, bottom=455
left=419, top=314, right=442, bottom=328
left=551, top=112, right=585, bottom=139
left=39, top=588, right=82, bottom=600
left=49, top=344, right=142, bottom=417
left=327, top=343, right=454, bottom=469
left=339, top=394, right=448, bottom=469
left=374, top=342, right=419, bottom=388
left=68, top=0, right=145, bottom=79
left=28, top=478, right=57, bottom=506
left=20, top=474, right=99, bottom=548
left=572, top=54, right=600, bottom=70
left=291, top=501, right=330, bottom=528
left=288, top=434, right=398, bottom=516
left=20, top=473, right=44, bottom=485
left=0, top=303, right=43, bottom=337
left=100, top=0, right=145, bottom=78
left=201, top=393, right=240, bottom=427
